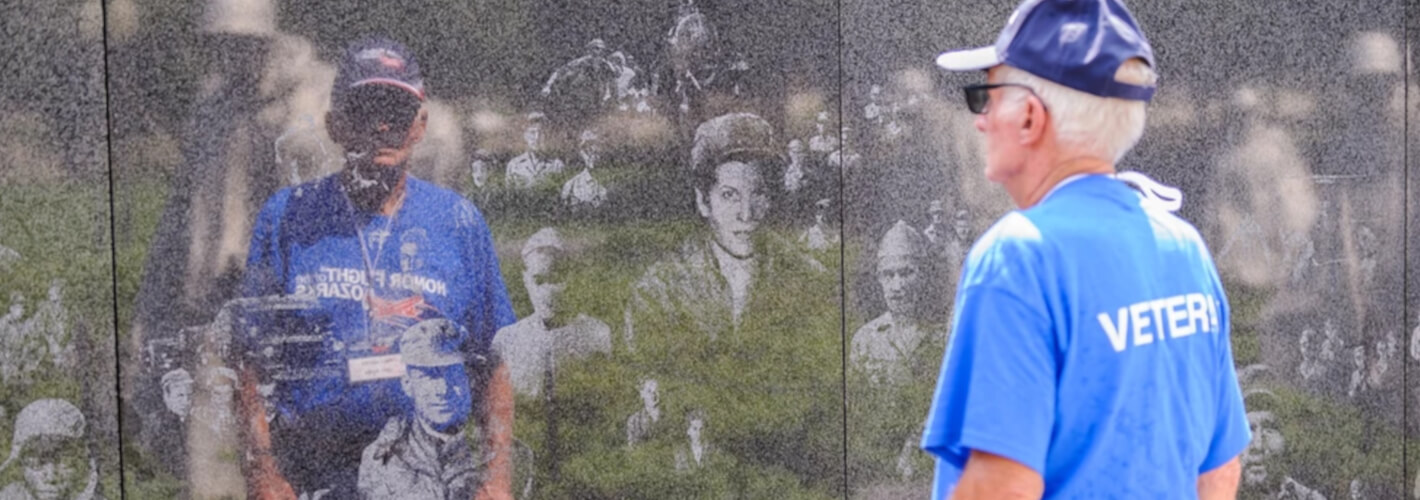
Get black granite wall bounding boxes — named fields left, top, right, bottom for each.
left=0, top=0, right=1416, bottom=498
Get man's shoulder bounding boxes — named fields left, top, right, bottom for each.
left=406, top=176, right=488, bottom=232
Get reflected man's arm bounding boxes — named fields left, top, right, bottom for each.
left=237, top=364, right=297, bottom=500
left=476, top=361, right=515, bottom=500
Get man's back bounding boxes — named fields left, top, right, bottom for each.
left=923, top=175, right=1250, bottom=498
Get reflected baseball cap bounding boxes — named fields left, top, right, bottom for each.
left=935, top=0, right=1156, bottom=101
left=333, top=37, right=426, bottom=103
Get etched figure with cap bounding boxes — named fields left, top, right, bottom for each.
left=469, top=149, right=495, bottom=189
left=798, top=198, right=838, bottom=252
left=493, top=227, right=612, bottom=398
left=505, top=112, right=566, bottom=189
left=624, top=378, right=661, bottom=447
left=560, top=130, right=609, bottom=209
left=0, top=399, right=101, bottom=500
left=851, top=221, right=942, bottom=385
left=238, top=37, right=516, bottom=500
left=807, top=111, right=838, bottom=160
left=920, top=1, right=1248, bottom=498
left=358, top=319, right=480, bottom=500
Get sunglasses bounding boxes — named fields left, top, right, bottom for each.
left=963, top=83, right=1045, bottom=115
left=336, top=85, right=423, bottom=139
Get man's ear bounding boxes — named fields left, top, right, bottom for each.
left=326, top=110, right=348, bottom=147
left=406, top=107, right=430, bottom=147
left=1018, top=94, right=1049, bottom=146
left=695, top=188, right=711, bottom=218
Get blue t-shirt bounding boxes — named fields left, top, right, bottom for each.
left=241, top=173, right=516, bottom=431
left=921, top=175, right=1250, bottom=498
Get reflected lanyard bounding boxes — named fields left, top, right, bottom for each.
left=349, top=190, right=404, bottom=344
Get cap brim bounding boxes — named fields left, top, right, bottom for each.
left=935, top=46, right=1001, bottom=71
left=350, top=78, right=427, bottom=101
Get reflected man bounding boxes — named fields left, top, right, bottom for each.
left=237, top=38, right=515, bottom=499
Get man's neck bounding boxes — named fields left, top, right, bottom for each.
left=379, top=175, right=409, bottom=216
left=1011, top=156, right=1114, bottom=209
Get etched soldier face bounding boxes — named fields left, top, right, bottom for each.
left=579, top=133, right=601, bottom=168
left=161, top=369, right=193, bottom=418
left=697, top=161, right=769, bottom=259
left=403, top=365, right=472, bottom=431
left=523, top=249, right=569, bottom=323
left=1241, top=411, right=1284, bottom=487
left=524, top=125, right=543, bottom=151
left=877, top=253, right=922, bottom=318
left=20, top=436, right=88, bottom=500
left=639, top=379, right=659, bottom=411
left=687, top=415, right=703, bottom=442
left=953, top=210, right=970, bottom=241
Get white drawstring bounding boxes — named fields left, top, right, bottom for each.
left=1114, top=171, right=1183, bottom=212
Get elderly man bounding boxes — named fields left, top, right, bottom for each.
left=0, top=399, right=101, bottom=500
left=493, top=227, right=612, bottom=397
left=851, top=221, right=941, bottom=385
left=921, top=1, right=1249, bottom=498
left=358, top=319, right=481, bottom=500
left=505, top=112, right=565, bottom=189
left=238, top=38, right=516, bottom=499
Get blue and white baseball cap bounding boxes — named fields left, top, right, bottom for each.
left=936, top=0, right=1157, bottom=101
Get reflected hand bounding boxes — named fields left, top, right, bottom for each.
left=474, top=484, right=513, bottom=500
left=251, top=475, right=298, bottom=500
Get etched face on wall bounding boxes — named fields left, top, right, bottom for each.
left=20, top=436, right=89, bottom=500
left=523, top=248, right=569, bottom=323
left=877, top=254, right=921, bottom=318
left=161, top=369, right=193, bottom=418
left=524, top=124, right=543, bottom=151
left=697, top=161, right=769, bottom=259
left=640, top=379, right=659, bottom=412
left=403, top=364, right=471, bottom=431
left=1241, top=410, right=1285, bottom=487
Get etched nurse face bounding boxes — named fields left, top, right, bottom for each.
left=696, top=161, right=769, bottom=259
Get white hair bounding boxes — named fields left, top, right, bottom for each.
left=996, top=59, right=1155, bottom=163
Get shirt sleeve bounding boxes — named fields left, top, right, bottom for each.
left=922, top=220, right=1057, bottom=477
left=1200, top=275, right=1250, bottom=472
left=457, top=200, right=516, bottom=353
left=241, top=189, right=292, bottom=298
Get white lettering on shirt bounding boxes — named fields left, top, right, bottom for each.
left=1096, top=292, right=1219, bottom=353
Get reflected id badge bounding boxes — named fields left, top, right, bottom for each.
left=348, top=354, right=406, bottom=382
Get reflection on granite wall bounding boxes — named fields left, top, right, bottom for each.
left=0, top=1, right=120, bottom=499
left=0, top=0, right=1416, bottom=498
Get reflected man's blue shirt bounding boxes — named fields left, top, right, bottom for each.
left=242, top=174, right=515, bottom=431
left=921, top=175, right=1250, bottom=498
